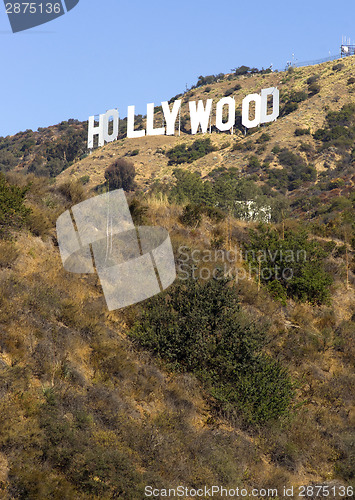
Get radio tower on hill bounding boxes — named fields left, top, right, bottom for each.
left=341, top=36, right=355, bottom=57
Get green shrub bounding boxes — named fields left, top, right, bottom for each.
left=245, top=224, right=332, bottom=304
left=38, top=403, right=144, bottom=498
left=295, top=128, right=310, bottom=136
left=266, top=279, right=287, bottom=305
left=256, top=145, right=266, bottom=155
left=308, top=82, right=321, bottom=95
left=79, top=175, right=90, bottom=185
left=299, top=142, right=314, bottom=153
left=0, top=173, right=31, bottom=237
left=306, top=74, right=320, bottom=85
left=276, top=148, right=317, bottom=190
left=166, top=138, right=216, bottom=165
left=179, top=203, right=225, bottom=227
left=169, top=169, right=207, bottom=204
left=256, top=133, right=271, bottom=143
left=169, top=168, right=268, bottom=218
left=347, top=77, right=355, bottom=85
left=179, top=204, right=203, bottom=227
left=234, top=65, right=251, bottom=75
left=248, top=156, right=261, bottom=169
left=267, top=168, right=288, bottom=192
left=0, top=150, right=19, bottom=172
left=328, top=178, right=345, bottom=190
left=234, top=65, right=261, bottom=76
left=281, top=90, right=307, bottom=116
left=232, top=142, right=243, bottom=151
left=204, top=205, right=226, bottom=222
left=289, top=91, right=308, bottom=103
left=224, top=84, right=241, bottom=97
left=195, top=73, right=224, bottom=87
left=313, top=103, right=355, bottom=149
left=281, top=102, right=298, bottom=116
left=130, top=275, right=294, bottom=424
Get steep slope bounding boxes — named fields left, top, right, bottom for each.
left=0, top=173, right=354, bottom=497
left=0, top=57, right=354, bottom=498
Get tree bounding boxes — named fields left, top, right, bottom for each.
left=104, top=159, right=136, bottom=191
left=0, top=173, right=31, bottom=237
left=245, top=224, right=332, bottom=304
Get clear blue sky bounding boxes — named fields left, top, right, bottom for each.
left=0, top=0, right=353, bottom=136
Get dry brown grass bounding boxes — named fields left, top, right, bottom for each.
left=0, top=170, right=354, bottom=495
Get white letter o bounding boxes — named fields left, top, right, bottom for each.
left=242, top=94, right=261, bottom=128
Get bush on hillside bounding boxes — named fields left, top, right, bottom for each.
left=233, top=66, right=271, bottom=76
left=130, top=274, right=294, bottom=424
left=276, top=148, right=317, bottom=190
left=194, top=73, right=225, bottom=88
left=245, top=224, right=333, bottom=304
left=58, top=180, right=86, bottom=205
left=294, top=128, right=310, bottom=136
left=314, top=103, right=355, bottom=149
left=256, top=133, right=271, bottom=144
left=308, top=82, right=321, bottom=95
left=168, top=168, right=270, bottom=218
left=104, top=158, right=136, bottom=191
left=166, top=138, right=217, bottom=165
left=179, top=203, right=203, bottom=227
left=224, top=84, right=242, bottom=96
left=289, top=91, right=308, bottom=103
left=0, top=150, right=19, bottom=172
left=179, top=203, right=226, bottom=227
left=0, top=173, right=31, bottom=238
left=168, top=169, right=209, bottom=205
left=281, top=102, right=298, bottom=116
left=281, top=90, right=308, bottom=116
left=306, top=74, right=320, bottom=85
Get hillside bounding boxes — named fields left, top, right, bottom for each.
left=55, top=58, right=355, bottom=225
left=0, top=120, right=88, bottom=178
left=0, top=58, right=354, bottom=499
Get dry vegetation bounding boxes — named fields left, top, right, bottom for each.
left=0, top=169, right=353, bottom=498
left=0, top=58, right=354, bottom=499
left=56, top=57, right=355, bottom=195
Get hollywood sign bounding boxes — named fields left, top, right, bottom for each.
left=87, top=87, right=279, bottom=149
